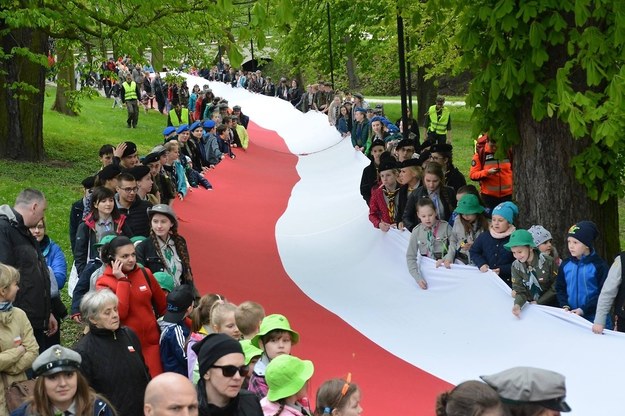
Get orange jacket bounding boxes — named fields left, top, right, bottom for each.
left=469, top=146, right=513, bottom=198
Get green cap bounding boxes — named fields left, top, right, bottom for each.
left=455, top=194, right=485, bottom=215
left=153, top=271, right=175, bottom=292
left=266, top=354, right=314, bottom=402
left=131, top=236, right=147, bottom=245
left=504, top=229, right=536, bottom=250
left=93, top=234, right=116, bottom=248
left=240, top=339, right=263, bottom=365
left=251, top=314, right=299, bottom=348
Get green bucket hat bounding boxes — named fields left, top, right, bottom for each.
left=240, top=339, right=263, bottom=365
left=251, top=314, right=299, bottom=348
left=153, top=271, right=175, bottom=293
left=266, top=354, right=314, bottom=402
left=131, top=236, right=147, bottom=245
left=504, top=229, right=536, bottom=250
left=93, top=234, right=116, bottom=249
left=455, top=194, right=485, bottom=215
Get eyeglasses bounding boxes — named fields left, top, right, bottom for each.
left=211, top=364, right=249, bottom=377
left=120, top=187, right=139, bottom=193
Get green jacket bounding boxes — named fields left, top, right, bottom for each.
left=511, top=249, right=557, bottom=307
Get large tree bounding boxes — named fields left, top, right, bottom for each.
left=426, top=0, right=625, bottom=258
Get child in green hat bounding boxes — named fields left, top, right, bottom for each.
left=249, top=314, right=300, bottom=400
left=240, top=339, right=263, bottom=389
left=504, top=229, right=558, bottom=318
left=261, top=354, right=314, bottom=416
left=450, top=194, right=489, bottom=265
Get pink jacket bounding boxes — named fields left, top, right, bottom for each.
left=260, top=398, right=305, bottom=416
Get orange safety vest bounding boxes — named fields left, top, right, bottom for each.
left=469, top=149, right=513, bottom=198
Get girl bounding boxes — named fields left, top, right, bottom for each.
left=136, top=204, right=194, bottom=288
left=448, top=184, right=485, bottom=226
left=528, top=225, right=561, bottom=266
left=435, top=380, right=502, bottom=416
left=96, top=236, right=167, bottom=377
left=402, top=161, right=456, bottom=231
left=74, top=186, right=132, bottom=276
left=314, top=376, right=363, bottom=416
left=327, top=96, right=342, bottom=127
left=406, top=198, right=454, bottom=290
left=12, top=345, right=116, bottom=416
left=450, top=194, right=489, bottom=265
left=210, top=301, right=241, bottom=339
left=187, top=294, right=226, bottom=383
left=0, top=264, right=39, bottom=416
left=261, top=355, right=314, bottom=416
left=359, top=142, right=386, bottom=205
left=162, top=140, right=188, bottom=201
left=396, top=158, right=423, bottom=229
left=504, top=229, right=558, bottom=318
left=368, top=159, right=399, bottom=231
left=337, top=105, right=352, bottom=137
left=470, top=201, right=518, bottom=287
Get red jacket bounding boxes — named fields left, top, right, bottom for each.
left=96, top=265, right=167, bottom=377
left=369, top=186, right=397, bottom=228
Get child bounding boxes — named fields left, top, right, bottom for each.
left=153, top=271, right=175, bottom=294
left=556, top=221, right=608, bottom=323
left=368, top=159, right=400, bottom=231
left=261, top=354, right=314, bottom=416
left=359, top=139, right=386, bottom=205
left=406, top=198, right=454, bottom=290
left=396, top=159, right=423, bottom=229
left=235, top=301, right=266, bottom=340
left=210, top=301, right=241, bottom=339
left=240, top=339, right=263, bottom=389
left=470, top=201, right=518, bottom=287
left=448, top=184, right=486, bottom=226
left=449, top=194, right=489, bottom=265
left=314, top=376, right=363, bottom=416
left=187, top=293, right=226, bottom=382
left=528, top=225, right=561, bottom=266
left=504, top=229, right=558, bottom=318
left=249, top=314, right=300, bottom=400
left=159, top=284, right=194, bottom=376
left=593, top=254, right=625, bottom=334
left=216, top=124, right=236, bottom=159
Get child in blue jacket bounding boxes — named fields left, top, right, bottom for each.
left=556, top=221, right=609, bottom=323
left=159, top=284, right=194, bottom=376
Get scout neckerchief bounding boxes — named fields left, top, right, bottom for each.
left=158, top=236, right=181, bottom=285
left=526, top=252, right=543, bottom=300
left=383, top=186, right=399, bottom=221
left=425, top=220, right=448, bottom=258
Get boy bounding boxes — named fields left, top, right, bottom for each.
left=99, top=145, right=114, bottom=169
left=216, top=124, right=236, bottom=159
left=202, top=120, right=224, bottom=168
left=368, top=159, right=399, bottom=231
left=248, top=314, right=300, bottom=400
left=235, top=301, right=266, bottom=340
left=159, top=284, right=194, bottom=376
left=556, top=221, right=608, bottom=323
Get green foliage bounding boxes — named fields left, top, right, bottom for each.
left=429, top=0, right=625, bottom=203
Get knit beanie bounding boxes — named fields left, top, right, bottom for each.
left=492, top=201, right=519, bottom=225
left=192, top=333, right=243, bottom=377
left=567, top=221, right=598, bottom=249
left=528, top=225, right=553, bottom=246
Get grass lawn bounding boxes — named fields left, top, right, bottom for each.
left=0, top=88, right=621, bottom=346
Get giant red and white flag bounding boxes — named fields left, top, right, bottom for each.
left=176, top=74, right=624, bottom=415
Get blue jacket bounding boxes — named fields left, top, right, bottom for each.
left=40, top=235, right=67, bottom=289
left=469, top=231, right=515, bottom=285
left=159, top=320, right=190, bottom=376
left=11, top=396, right=114, bottom=416
left=556, top=251, right=608, bottom=321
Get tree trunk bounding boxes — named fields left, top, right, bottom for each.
left=343, top=36, right=358, bottom=91
left=415, top=65, right=435, bottom=128
left=0, top=25, right=47, bottom=161
left=515, top=99, right=620, bottom=261
left=52, top=42, right=78, bottom=116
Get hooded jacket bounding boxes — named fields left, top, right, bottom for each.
left=0, top=205, right=51, bottom=330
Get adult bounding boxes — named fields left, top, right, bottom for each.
left=143, top=72, right=155, bottom=111
left=144, top=372, right=199, bottom=416
left=0, top=189, right=56, bottom=352
left=69, top=176, right=95, bottom=253
left=481, top=367, right=571, bottom=415
left=424, top=95, right=452, bottom=145
left=136, top=204, right=195, bottom=289
left=12, top=345, right=115, bottom=416
left=192, top=333, right=263, bottom=416
left=127, top=165, right=158, bottom=205
left=262, top=77, right=275, bottom=97
left=122, top=73, right=141, bottom=128
left=116, top=172, right=153, bottom=238
left=351, top=93, right=369, bottom=122
left=168, top=102, right=190, bottom=128
left=276, top=78, right=289, bottom=101
left=74, top=289, right=151, bottom=416
left=395, top=139, right=416, bottom=163
left=359, top=140, right=386, bottom=205
left=96, top=236, right=167, bottom=377
left=0, top=264, right=39, bottom=416
left=152, top=72, right=167, bottom=114
left=428, top=143, right=467, bottom=193
left=232, top=105, right=249, bottom=129
left=395, top=108, right=420, bottom=146
left=351, top=108, right=369, bottom=152
left=469, top=133, right=513, bottom=210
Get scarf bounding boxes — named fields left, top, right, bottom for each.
left=489, top=224, right=515, bottom=239
left=158, top=236, right=183, bottom=285
left=0, top=301, right=13, bottom=312
left=424, top=221, right=448, bottom=259
left=383, top=186, right=399, bottom=221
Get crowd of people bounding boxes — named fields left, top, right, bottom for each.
left=0, top=63, right=621, bottom=415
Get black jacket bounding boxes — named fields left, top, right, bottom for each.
left=360, top=161, right=378, bottom=205
left=73, top=215, right=132, bottom=276
left=401, top=185, right=457, bottom=231
left=445, top=165, right=467, bottom=193
left=0, top=205, right=51, bottom=330
left=198, top=383, right=263, bottom=416
left=118, top=197, right=152, bottom=238
left=69, top=198, right=85, bottom=253
left=136, top=236, right=193, bottom=284
left=73, top=326, right=150, bottom=416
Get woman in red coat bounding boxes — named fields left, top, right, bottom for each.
left=96, top=235, right=167, bottom=377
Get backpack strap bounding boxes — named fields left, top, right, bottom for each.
left=138, top=265, right=161, bottom=319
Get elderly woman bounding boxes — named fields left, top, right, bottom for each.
left=73, top=289, right=150, bottom=416
left=193, top=333, right=263, bottom=416
left=11, top=345, right=115, bottom=416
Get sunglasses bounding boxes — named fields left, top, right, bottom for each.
left=211, top=364, right=249, bottom=377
